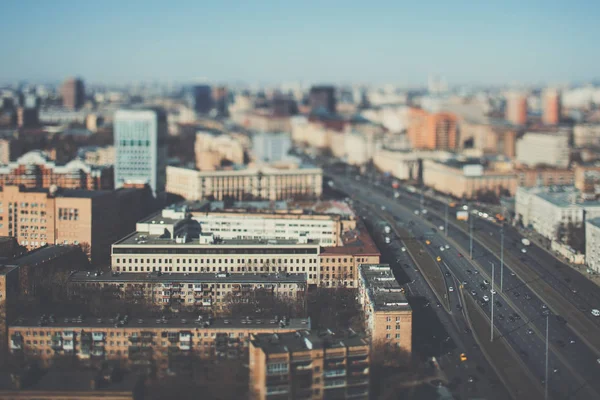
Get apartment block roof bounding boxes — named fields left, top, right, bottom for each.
left=251, top=329, right=368, bottom=356
left=69, top=270, right=307, bottom=285
left=359, top=264, right=411, bottom=312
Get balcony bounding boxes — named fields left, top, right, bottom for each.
left=324, top=369, right=346, bottom=378
left=266, top=386, right=289, bottom=396
left=51, top=339, right=63, bottom=351
left=324, top=379, right=346, bottom=389
left=91, top=332, right=105, bottom=342
left=347, top=388, right=369, bottom=399
left=293, top=388, right=313, bottom=399
left=291, top=354, right=311, bottom=363
left=294, top=361, right=313, bottom=371
left=325, top=351, right=345, bottom=360
left=347, top=377, right=369, bottom=386
left=62, top=331, right=74, bottom=339
left=91, top=346, right=105, bottom=357
left=129, top=336, right=140, bottom=344
left=266, top=374, right=289, bottom=386
left=63, top=340, right=74, bottom=351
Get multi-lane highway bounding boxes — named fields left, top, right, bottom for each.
left=330, top=171, right=600, bottom=400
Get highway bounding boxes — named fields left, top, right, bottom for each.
left=353, top=202, right=510, bottom=399
left=330, top=173, right=600, bottom=400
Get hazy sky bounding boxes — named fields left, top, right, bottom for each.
left=1, top=0, right=598, bottom=86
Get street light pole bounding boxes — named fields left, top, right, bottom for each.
left=445, top=203, right=448, bottom=237
left=469, top=212, right=474, bottom=259
left=490, top=262, right=495, bottom=342
left=545, top=314, right=549, bottom=400
left=500, top=224, right=504, bottom=293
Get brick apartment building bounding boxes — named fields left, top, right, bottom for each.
left=249, top=329, right=369, bottom=400
left=0, top=151, right=113, bottom=191
left=0, top=185, right=155, bottom=263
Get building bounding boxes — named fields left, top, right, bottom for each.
left=61, top=78, right=85, bottom=110
left=0, top=368, right=144, bottom=400
left=17, top=107, right=39, bottom=128
left=249, top=329, right=369, bottom=400
left=319, top=224, right=381, bottom=288
left=0, top=265, right=19, bottom=357
left=516, top=131, right=570, bottom=168
left=39, top=109, right=88, bottom=125
left=515, top=186, right=600, bottom=240
left=505, top=92, right=528, bottom=125
left=573, top=124, right=600, bottom=148
left=114, top=108, right=168, bottom=197
left=241, top=111, right=292, bottom=133
left=68, top=270, right=306, bottom=312
left=0, top=185, right=155, bottom=262
left=585, top=218, right=600, bottom=273
left=407, top=108, right=458, bottom=150
left=516, top=167, right=574, bottom=188
left=0, top=151, right=114, bottom=191
left=542, top=89, right=562, bottom=125
left=194, top=131, right=245, bottom=171
left=86, top=113, right=104, bottom=132
left=213, top=86, right=229, bottom=117
left=574, top=163, right=600, bottom=191
left=0, top=138, right=10, bottom=165
left=166, top=164, right=323, bottom=202
left=189, top=84, right=213, bottom=114
left=459, top=119, right=518, bottom=158
left=8, top=315, right=308, bottom=370
left=423, top=158, right=517, bottom=199
left=309, top=86, right=336, bottom=114
left=252, top=132, right=293, bottom=163
left=77, top=146, right=115, bottom=166
left=357, top=264, right=412, bottom=353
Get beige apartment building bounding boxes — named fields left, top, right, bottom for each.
left=459, top=119, right=518, bottom=158
left=573, top=124, right=600, bottom=148
left=516, top=167, right=575, bottom=188
left=68, top=271, right=307, bottom=312
left=243, top=111, right=292, bottom=133
left=0, top=185, right=154, bottom=262
left=195, top=131, right=246, bottom=171
left=166, top=164, right=323, bottom=202
left=423, top=159, right=517, bottom=199
left=249, top=329, right=369, bottom=400
left=357, top=264, right=412, bottom=354
left=9, top=316, right=308, bottom=373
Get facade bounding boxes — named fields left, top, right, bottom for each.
left=458, top=120, right=518, bottom=158
left=357, top=264, right=412, bottom=353
left=505, top=92, right=528, bottom=125
left=542, top=89, right=561, bottom=125
left=585, top=218, right=600, bottom=273
left=423, top=159, right=517, bottom=198
left=0, top=138, right=10, bottom=165
left=407, top=108, right=458, bottom=150
left=0, top=185, right=154, bottom=262
left=8, top=316, right=308, bottom=369
left=0, top=151, right=113, bottom=190
left=61, top=78, right=85, bottom=110
left=194, top=131, right=245, bottom=170
left=189, top=84, right=213, bottom=114
left=515, top=186, right=600, bottom=240
left=243, top=112, right=292, bottom=133
left=573, top=124, right=600, bottom=148
left=166, top=164, right=323, bottom=202
left=17, top=107, right=39, bottom=128
left=516, top=131, right=570, bottom=168
left=114, top=108, right=168, bottom=197
left=69, top=271, right=307, bottom=311
left=309, top=86, right=336, bottom=114
left=77, top=146, right=116, bottom=166
left=516, top=167, right=575, bottom=188
left=0, top=265, right=19, bottom=356
left=249, top=329, right=369, bottom=400
left=574, top=163, right=600, bottom=191
left=252, top=132, right=293, bottom=164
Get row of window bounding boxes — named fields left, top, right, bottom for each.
left=116, top=257, right=318, bottom=264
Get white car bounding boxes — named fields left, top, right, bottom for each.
left=521, top=248, right=527, bottom=254
left=483, top=295, right=490, bottom=302
left=381, top=205, right=386, bottom=211
left=414, top=210, right=420, bottom=215
left=439, top=226, right=445, bottom=231
left=449, top=287, right=454, bottom=292
left=491, top=289, right=496, bottom=295
left=592, top=309, right=600, bottom=317
left=445, top=245, right=450, bottom=249
left=401, top=247, right=407, bottom=252
left=422, top=209, right=428, bottom=214
left=439, top=246, right=445, bottom=251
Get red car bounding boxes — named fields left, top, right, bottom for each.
left=458, top=253, right=463, bottom=257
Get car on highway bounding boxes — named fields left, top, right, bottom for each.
left=471, top=290, right=477, bottom=296
left=513, top=313, right=521, bottom=320
left=510, top=271, right=516, bottom=276
left=592, top=309, right=600, bottom=317
left=521, top=248, right=527, bottom=253
left=468, top=375, right=475, bottom=383
left=414, top=210, right=420, bottom=215
left=436, top=256, right=442, bottom=262
left=449, top=286, right=454, bottom=292
left=466, top=269, right=471, bottom=274
left=482, top=295, right=489, bottom=302
left=458, top=253, right=463, bottom=258
left=445, top=244, right=450, bottom=249
left=460, top=353, right=468, bottom=362
left=445, top=272, right=451, bottom=277
left=401, top=247, right=406, bottom=252
left=508, top=315, right=516, bottom=322
left=483, top=279, right=489, bottom=285
left=439, top=246, right=445, bottom=251
left=426, top=240, right=431, bottom=245
left=525, top=294, right=532, bottom=300
left=526, top=329, right=534, bottom=335
left=479, top=284, right=487, bottom=290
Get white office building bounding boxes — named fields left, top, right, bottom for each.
left=252, top=132, right=294, bottom=163
left=515, top=186, right=600, bottom=240
left=585, top=218, right=600, bottom=273
left=516, top=131, right=570, bottom=168
left=114, top=108, right=167, bottom=196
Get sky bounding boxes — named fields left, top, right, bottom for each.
left=1, top=0, right=599, bottom=86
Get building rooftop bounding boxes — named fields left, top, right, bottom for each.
left=251, top=329, right=368, bottom=356
left=359, top=264, right=411, bottom=312
left=588, top=217, right=600, bottom=229
left=10, top=314, right=310, bottom=331
left=70, top=270, right=307, bottom=285
left=320, top=223, right=379, bottom=256
left=0, top=264, right=18, bottom=276
left=8, top=245, right=81, bottom=267
left=520, top=186, right=600, bottom=208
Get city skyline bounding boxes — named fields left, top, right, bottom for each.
left=1, top=0, right=599, bottom=86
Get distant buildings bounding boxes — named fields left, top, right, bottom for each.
left=195, top=131, right=245, bottom=170
left=114, top=108, right=168, bottom=197
left=407, top=108, right=458, bottom=150
left=166, top=164, right=323, bottom=202
left=60, top=78, right=85, bottom=110
left=573, top=124, right=600, bottom=148
left=309, top=86, right=336, bottom=114
left=423, top=158, right=517, bottom=199
left=516, top=131, right=570, bottom=168
left=189, top=84, right=213, bottom=114
left=249, top=329, right=369, bottom=400
left=515, top=186, right=600, bottom=240
left=505, top=92, right=528, bottom=125
left=542, top=88, right=562, bottom=125
left=357, top=264, right=412, bottom=353
left=0, top=185, right=154, bottom=262
left=516, top=167, right=574, bottom=188
left=77, top=146, right=115, bottom=166
left=252, top=132, right=293, bottom=163
left=585, top=218, right=600, bottom=273
left=459, top=119, right=517, bottom=158
left=0, top=151, right=114, bottom=191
